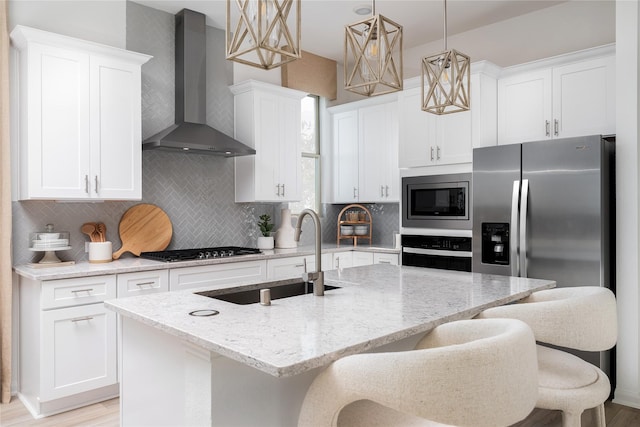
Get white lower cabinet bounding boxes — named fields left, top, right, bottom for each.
left=169, top=260, right=267, bottom=291
left=332, top=251, right=354, bottom=270
left=18, top=275, right=118, bottom=418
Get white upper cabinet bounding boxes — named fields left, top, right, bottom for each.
left=498, top=48, right=615, bottom=145
left=398, top=62, right=499, bottom=168
left=328, top=95, right=399, bottom=203
left=10, top=26, right=151, bottom=201
left=232, top=80, right=308, bottom=202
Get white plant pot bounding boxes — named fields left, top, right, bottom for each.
left=257, top=236, right=274, bottom=250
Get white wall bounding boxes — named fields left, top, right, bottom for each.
left=613, top=0, right=640, bottom=409
left=8, top=0, right=126, bottom=49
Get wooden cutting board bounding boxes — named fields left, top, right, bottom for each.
left=112, top=204, right=173, bottom=260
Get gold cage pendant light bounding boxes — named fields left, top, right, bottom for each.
left=422, top=0, right=470, bottom=114
left=226, top=0, right=301, bottom=70
left=344, top=0, right=403, bottom=97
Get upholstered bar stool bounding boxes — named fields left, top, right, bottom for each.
left=298, top=318, right=539, bottom=427
left=476, top=286, right=617, bottom=427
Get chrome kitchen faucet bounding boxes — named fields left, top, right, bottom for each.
left=294, top=209, right=324, bottom=296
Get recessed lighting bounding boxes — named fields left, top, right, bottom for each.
left=353, top=4, right=372, bottom=15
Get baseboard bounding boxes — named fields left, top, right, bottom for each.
left=18, top=384, right=119, bottom=419
left=613, top=388, right=640, bottom=409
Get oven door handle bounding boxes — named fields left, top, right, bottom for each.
left=402, top=247, right=472, bottom=258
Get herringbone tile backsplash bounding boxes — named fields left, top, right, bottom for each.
left=10, top=2, right=399, bottom=266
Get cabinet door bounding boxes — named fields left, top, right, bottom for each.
left=41, top=304, right=117, bottom=401
left=552, top=57, right=615, bottom=138
left=333, top=251, right=354, bottom=270
left=254, top=91, right=282, bottom=201
left=332, top=111, right=359, bottom=203
left=398, top=87, right=437, bottom=168
left=358, top=103, right=399, bottom=202
left=498, top=69, right=552, bottom=145
left=23, top=43, right=91, bottom=199
left=437, top=110, right=472, bottom=165
left=277, top=95, right=302, bottom=201
left=90, top=55, right=142, bottom=200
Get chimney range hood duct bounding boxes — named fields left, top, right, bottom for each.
left=143, top=9, right=256, bottom=157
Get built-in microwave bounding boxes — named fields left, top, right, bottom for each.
left=402, top=173, right=472, bottom=229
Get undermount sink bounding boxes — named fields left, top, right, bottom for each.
left=196, top=280, right=340, bottom=305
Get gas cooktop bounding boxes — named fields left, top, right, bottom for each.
left=139, top=246, right=262, bottom=262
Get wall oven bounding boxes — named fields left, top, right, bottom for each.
left=402, top=234, right=472, bottom=272
left=402, top=173, right=472, bottom=230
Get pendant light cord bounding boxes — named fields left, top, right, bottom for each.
left=443, top=0, right=448, bottom=51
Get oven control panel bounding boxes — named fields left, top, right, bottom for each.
left=401, top=235, right=472, bottom=252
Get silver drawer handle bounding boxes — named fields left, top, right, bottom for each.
left=71, top=316, right=94, bottom=322
left=135, top=281, right=155, bottom=287
left=294, top=264, right=305, bottom=268
left=71, top=288, right=94, bottom=294
left=378, top=260, right=391, bottom=264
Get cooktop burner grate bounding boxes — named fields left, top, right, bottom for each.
left=139, top=246, right=262, bottom=262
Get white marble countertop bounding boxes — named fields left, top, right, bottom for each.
left=13, top=243, right=399, bottom=281
left=105, top=264, right=555, bottom=378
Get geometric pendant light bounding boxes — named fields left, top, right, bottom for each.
left=344, top=0, right=403, bottom=97
left=421, top=0, right=470, bottom=114
left=226, top=0, right=301, bottom=70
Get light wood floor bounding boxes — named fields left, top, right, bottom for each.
left=1, top=397, right=639, bottom=426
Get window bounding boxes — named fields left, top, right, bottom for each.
left=291, top=95, right=320, bottom=214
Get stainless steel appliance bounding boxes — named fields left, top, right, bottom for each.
left=140, top=247, right=261, bottom=262
left=402, top=173, right=472, bottom=230
left=402, top=234, right=472, bottom=272
left=472, top=134, right=615, bottom=378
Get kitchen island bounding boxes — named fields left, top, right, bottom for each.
left=106, top=264, right=554, bottom=426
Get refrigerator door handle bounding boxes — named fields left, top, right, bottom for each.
left=510, top=180, right=520, bottom=276
left=519, top=179, right=530, bottom=277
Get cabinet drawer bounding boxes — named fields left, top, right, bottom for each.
left=42, top=275, right=116, bottom=309
left=117, top=270, right=169, bottom=298
left=169, top=260, right=267, bottom=291
left=374, top=253, right=399, bottom=266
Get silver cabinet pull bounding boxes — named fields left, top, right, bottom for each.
left=71, top=288, right=94, bottom=294
left=135, top=281, right=155, bottom=287
left=380, top=185, right=384, bottom=197
left=554, top=119, right=559, bottom=136
left=353, top=187, right=357, bottom=199
left=276, top=184, right=281, bottom=196
left=94, top=175, right=99, bottom=193
left=430, top=147, right=435, bottom=161
left=378, top=260, right=391, bottom=264
left=436, top=146, right=441, bottom=160
left=294, top=264, right=305, bottom=268
left=385, top=185, right=389, bottom=197
left=281, top=183, right=285, bottom=197
left=71, top=316, right=94, bottom=322
left=545, top=120, right=550, bottom=136
left=85, top=175, right=89, bottom=194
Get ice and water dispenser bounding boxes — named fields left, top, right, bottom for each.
left=481, top=223, right=510, bottom=265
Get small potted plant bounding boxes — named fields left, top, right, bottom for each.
left=256, top=214, right=275, bottom=249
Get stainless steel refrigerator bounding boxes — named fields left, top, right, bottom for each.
left=472, top=134, right=615, bottom=377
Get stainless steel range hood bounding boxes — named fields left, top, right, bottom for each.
left=143, top=9, right=255, bottom=157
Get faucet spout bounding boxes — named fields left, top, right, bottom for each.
left=294, top=209, right=324, bottom=296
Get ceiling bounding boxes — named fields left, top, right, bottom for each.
left=132, top=0, right=568, bottom=64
